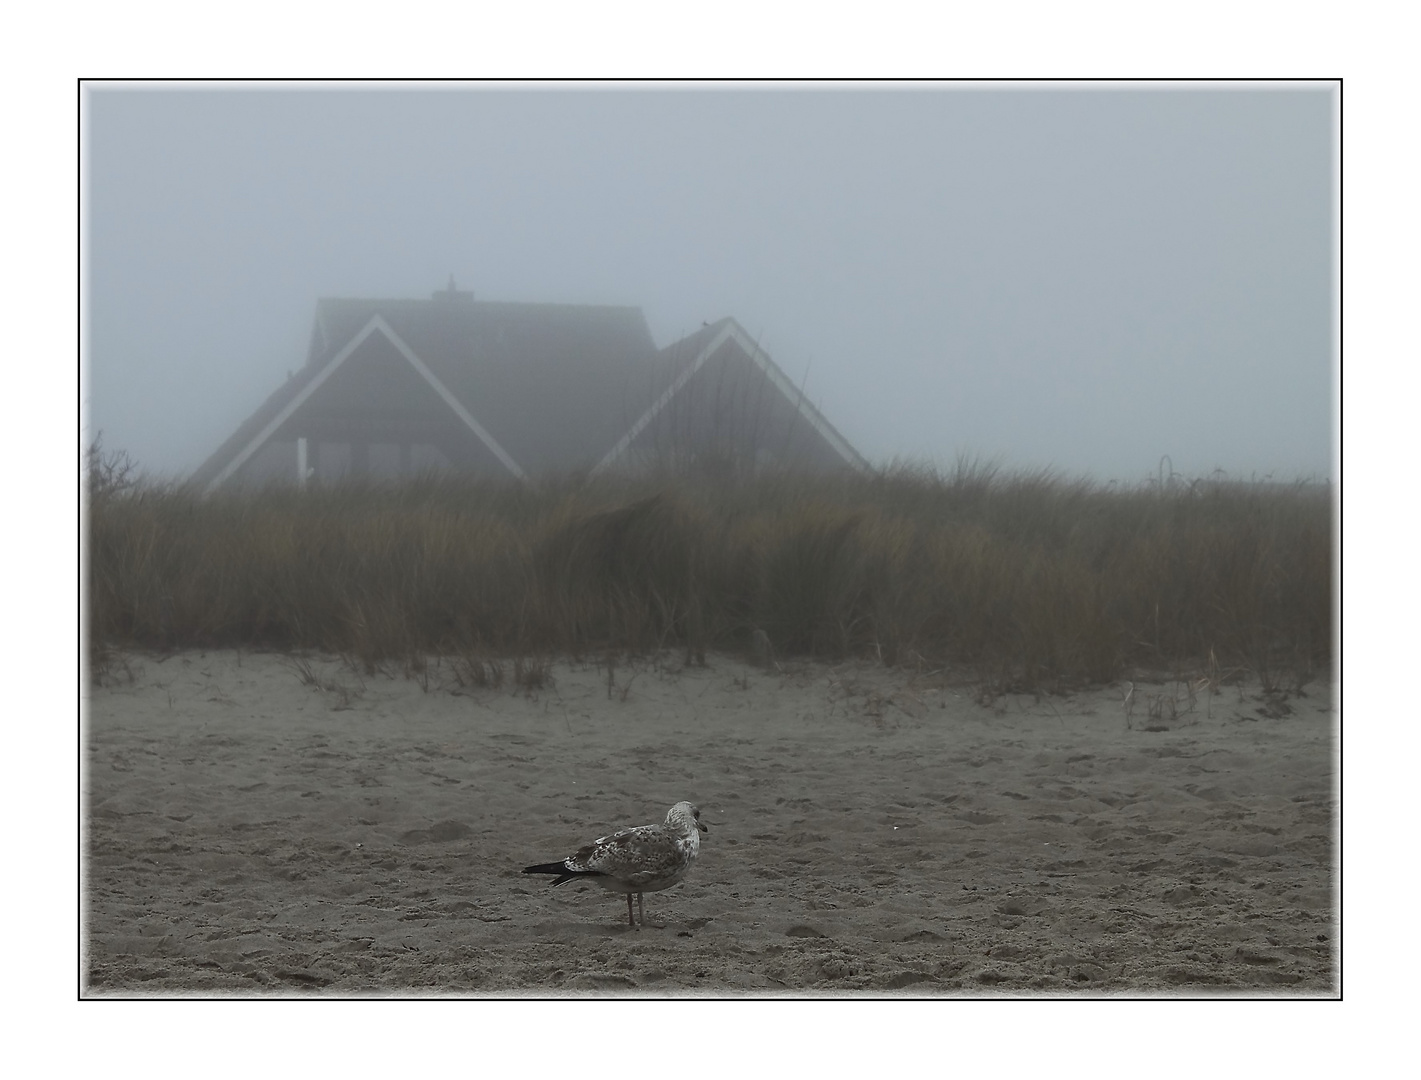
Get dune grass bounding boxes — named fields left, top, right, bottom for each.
left=86, top=457, right=1332, bottom=692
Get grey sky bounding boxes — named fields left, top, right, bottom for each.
left=85, top=85, right=1335, bottom=483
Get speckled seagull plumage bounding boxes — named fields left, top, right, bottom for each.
left=523, top=801, right=709, bottom=928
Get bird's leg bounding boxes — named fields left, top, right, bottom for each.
left=626, top=893, right=635, bottom=926
left=637, top=892, right=645, bottom=929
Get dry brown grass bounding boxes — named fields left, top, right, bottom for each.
left=87, top=457, right=1332, bottom=691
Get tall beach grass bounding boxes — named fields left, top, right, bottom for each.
left=87, top=457, right=1331, bottom=691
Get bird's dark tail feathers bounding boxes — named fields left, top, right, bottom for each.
left=523, top=862, right=599, bottom=887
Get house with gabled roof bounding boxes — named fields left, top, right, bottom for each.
left=188, top=282, right=867, bottom=493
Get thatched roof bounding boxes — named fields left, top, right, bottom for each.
left=190, top=291, right=865, bottom=491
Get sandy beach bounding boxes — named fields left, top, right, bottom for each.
left=83, top=650, right=1337, bottom=995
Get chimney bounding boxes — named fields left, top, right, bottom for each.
left=434, top=275, right=473, bottom=302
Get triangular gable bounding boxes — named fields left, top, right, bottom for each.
left=200, top=315, right=527, bottom=494
left=302, top=297, right=660, bottom=475
left=591, top=318, right=868, bottom=475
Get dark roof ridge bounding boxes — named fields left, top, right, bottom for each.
left=315, top=295, right=646, bottom=312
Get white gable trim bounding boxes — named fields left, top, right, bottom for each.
left=591, top=323, right=735, bottom=475
left=203, top=315, right=527, bottom=494
left=592, top=319, right=868, bottom=475
left=724, top=323, right=869, bottom=471
left=373, top=318, right=528, bottom=481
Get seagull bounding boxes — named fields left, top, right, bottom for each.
left=523, top=801, right=710, bottom=928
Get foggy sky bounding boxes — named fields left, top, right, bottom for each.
left=84, top=86, right=1336, bottom=483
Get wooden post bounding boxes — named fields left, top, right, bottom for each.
left=297, top=438, right=308, bottom=488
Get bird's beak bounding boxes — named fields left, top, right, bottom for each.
left=698, top=821, right=710, bottom=833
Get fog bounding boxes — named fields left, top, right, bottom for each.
left=84, top=86, right=1336, bottom=484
